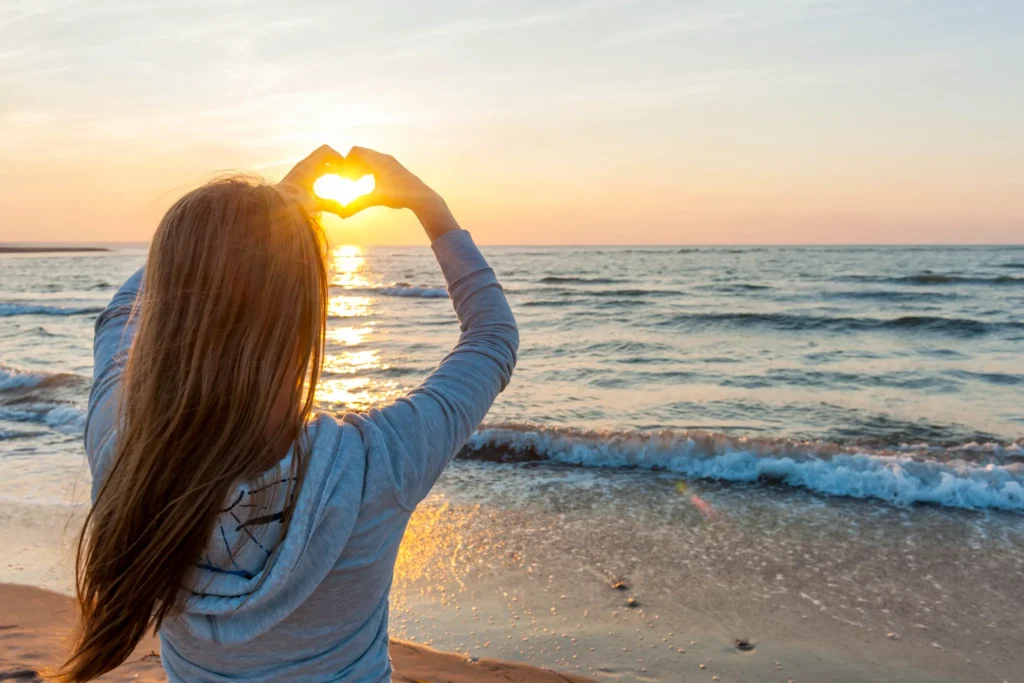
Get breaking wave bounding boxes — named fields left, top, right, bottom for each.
left=464, top=424, right=1024, bottom=512
left=0, top=365, right=82, bottom=393
left=0, top=403, right=87, bottom=435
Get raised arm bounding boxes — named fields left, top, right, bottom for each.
left=329, top=148, right=519, bottom=508
left=84, top=267, right=144, bottom=491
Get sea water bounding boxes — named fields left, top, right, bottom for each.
left=2, top=245, right=1022, bottom=510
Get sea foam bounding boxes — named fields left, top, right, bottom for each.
left=0, top=403, right=87, bottom=435
left=466, top=425, right=1024, bottom=512
left=0, top=366, right=47, bottom=391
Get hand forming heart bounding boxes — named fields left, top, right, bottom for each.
left=279, top=144, right=457, bottom=241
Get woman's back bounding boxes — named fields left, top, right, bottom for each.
left=71, top=148, right=518, bottom=682
left=158, top=417, right=401, bottom=682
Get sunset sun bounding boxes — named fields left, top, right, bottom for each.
left=313, top=174, right=375, bottom=207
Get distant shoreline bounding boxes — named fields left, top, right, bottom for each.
left=0, top=247, right=110, bottom=254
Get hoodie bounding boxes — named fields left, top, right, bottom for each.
left=84, top=229, right=518, bottom=682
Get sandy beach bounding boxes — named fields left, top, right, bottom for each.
left=0, top=583, right=595, bottom=683
left=5, top=468, right=1021, bottom=683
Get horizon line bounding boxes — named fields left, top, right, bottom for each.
left=2, top=241, right=1024, bottom=249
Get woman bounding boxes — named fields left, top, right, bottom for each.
left=58, top=146, right=518, bottom=682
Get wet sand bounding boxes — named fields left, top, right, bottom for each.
left=0, top=583, right=595, bottom=682
left=388, top=460, right=1023, bottom=682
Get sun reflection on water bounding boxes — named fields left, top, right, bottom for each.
left=328, top=296, right=371, bottom=319
left=324, top=350, right=387, bottom=375
left=316, top=376, right=403, bottom=412
left=327, top=325, right=373, bottom=347
left=318, top=244, right=401, bottom=411
left=331, top=244, right=368, bottom=288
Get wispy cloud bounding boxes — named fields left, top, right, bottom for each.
left=410, top=12, right=567, bottom=40
left=610, top=9, right=750, bottom=43
left=608, top=0, right=855, bottom=44
left=401, top=0, right=647, bottom=43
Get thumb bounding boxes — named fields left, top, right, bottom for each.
left=335, top=192, right=380, bottom=219
left=314, top=197, right=348, bottom=217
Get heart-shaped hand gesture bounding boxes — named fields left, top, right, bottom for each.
left=277, top=144, right=348, bottom=215
left=279, top=145, right=458, bottom=242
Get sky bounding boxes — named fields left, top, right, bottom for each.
left=0, top=0, right=1022, bottom=245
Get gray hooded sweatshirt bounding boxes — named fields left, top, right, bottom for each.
left=84, top=230, right=518, bottom=682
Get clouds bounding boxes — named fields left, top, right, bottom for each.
left=0, top=0, right=1021, bottom=242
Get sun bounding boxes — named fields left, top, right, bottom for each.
left=313, top=174, right=375, bottom=207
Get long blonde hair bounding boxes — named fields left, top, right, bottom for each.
left=56, top=178, right=328, bottom=681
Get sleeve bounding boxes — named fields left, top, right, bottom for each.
left=345, top=229, right=519, bottom=510
left=84, top=267, right=144, bottom=486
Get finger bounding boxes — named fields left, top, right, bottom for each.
left=335, top=152, right=376, bottom=180
left=284, top=144, right=347, bottom=183
left=333, top=191, right=381, bottom=219
left=343, top=146, right=397, bottom=176
left=314, top=197, right=348, bottom=217
left=347, top=146, right=388, bottom=163
left=302, top=144, right=347, bottom=175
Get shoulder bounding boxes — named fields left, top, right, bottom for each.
left=306, top=412, right=364, bottom=460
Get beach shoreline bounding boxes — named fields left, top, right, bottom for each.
left=0, top=583, right=596, bottom=683
left=2, top=458, right=1023, bottom=682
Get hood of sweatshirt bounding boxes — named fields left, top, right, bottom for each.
left=173, top=414, right=365, bottom=644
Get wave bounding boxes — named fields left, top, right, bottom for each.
left=333, top=284, right=448, bottom=299
left=900, top=274, right=1024, bottom=286
left=521, top=299, right=585, bottom=307
left=0, top=366, right=48, bottom=392
left=539, top=276, right=625, bottom=285
left=1000, top=263, right=1024, bottom=269
left=588, top=289, right=678, bottom=298
left=948, top=370, right=1024, bottom=386
left=464, top=424, right=1024, bottom=511
left=0, top=302, right=104, bottom=317
left=844, top=274, right=1024, bottom=286
left=824, top=290, right=954, bottom=302
left=0, top=365, right=82, bottom=393
left=656, top=312, right=1012, bottom=337
left=709, top=283, right=772, bottom=293
left=0, top=403, right=87, bottom=434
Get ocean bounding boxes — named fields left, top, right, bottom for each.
left=1, top=244, right=1023, bottom=681
left=2, top=245, right=1022, bottom=510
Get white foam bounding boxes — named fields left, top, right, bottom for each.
left=0, top=403, right=87, bottom=435
left=467, top=425, right=1024, bottom=512
left=0, top=365, right=46, bottom=391
left=43, top=406, right=88, bottom=433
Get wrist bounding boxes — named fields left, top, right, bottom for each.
left=412, top=193, right=460, bottom=242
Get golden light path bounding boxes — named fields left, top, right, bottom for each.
left=313, top=174, right=375, bottom=207
left=316, top=245, right=402, bottom=411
